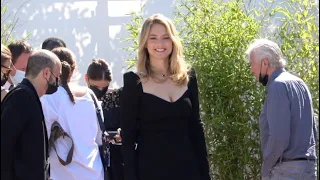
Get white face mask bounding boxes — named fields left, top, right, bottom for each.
left=10, top=70, right=26, bottom=85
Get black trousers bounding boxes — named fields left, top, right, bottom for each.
left=108, top=144, right=124, bottom=180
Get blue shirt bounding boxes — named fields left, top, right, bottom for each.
left=259, top=68, right=317, bottom=177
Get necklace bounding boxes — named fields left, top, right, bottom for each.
left=151, top=74, right=168, bottom=83
left=150, top=70, right=170, bottom=83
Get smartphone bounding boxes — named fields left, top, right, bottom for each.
left=106, top=131, right=118, bottom=138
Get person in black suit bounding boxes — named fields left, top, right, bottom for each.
left=1, top=49, right=62, bottom=180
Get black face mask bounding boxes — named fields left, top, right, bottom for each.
left=46, top=76, right=59, bottom=95
left=90, top=85, right=108, bottom=99
left=259, top=63, right=268, bottom=86
left=1, top=72, right=8, bottom=86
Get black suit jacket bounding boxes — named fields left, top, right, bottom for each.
left=1, top=79, right=49, bottom=180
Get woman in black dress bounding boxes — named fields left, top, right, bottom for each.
left=120, top=14, right=211, bottom=180
left=85, top=58, right=124, bottom=180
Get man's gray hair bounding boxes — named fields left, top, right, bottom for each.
left=25, top=50, right=58, bottom=78
left=245, top=39, right=286, bottom=68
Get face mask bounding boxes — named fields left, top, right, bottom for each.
left=1, top=72, right=9, bottom=86
left=46, top=77, right=59, bottom=95
left=259, top=62, right=268, bottom=86
left=10, top=70, right=26, bottom=85
left=90, top=85, right=108, bottom=99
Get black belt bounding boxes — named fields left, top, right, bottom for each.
left=277, top=157, right=314, bottom=163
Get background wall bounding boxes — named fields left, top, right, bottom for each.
left=5, top=0, right=180, bottom=88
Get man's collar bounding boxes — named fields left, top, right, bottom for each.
left=266, top=68, right=286, bottom=88
left=20, top=78, right=39, bottom=97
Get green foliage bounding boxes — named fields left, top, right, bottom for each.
left=123, top=0, right=319, bottom=179
left=1, top=2, right=17, bottom=45
left=176, top=0, right=263, bottom=179
left=122, top=6, right=145, bottom=70
left=1, top=0, right=30, bottom=45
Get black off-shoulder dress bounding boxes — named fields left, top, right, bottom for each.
left=120, top=70, right=211, bottom=180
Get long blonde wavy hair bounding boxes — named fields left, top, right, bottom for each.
left=137, top=14, right=190, bottom=86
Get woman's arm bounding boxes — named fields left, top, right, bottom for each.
left=188, top=70, right=211, bottom=180
left=120, top=72, right=141, bottom=180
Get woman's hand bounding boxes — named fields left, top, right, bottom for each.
left=114, top=128, right=122, bottom=142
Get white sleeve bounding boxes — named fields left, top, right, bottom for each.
left=40, top=94, right=59, bottom=137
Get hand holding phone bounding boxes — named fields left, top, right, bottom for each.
left=106, top=131, right=118, bottom=138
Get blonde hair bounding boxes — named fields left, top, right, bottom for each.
left=1, top=44, right=12, bottom=66
left=137, top=14, right=190, bottom=86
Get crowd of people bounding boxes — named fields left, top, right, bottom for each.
left=1, top=13, right=318, bottom=180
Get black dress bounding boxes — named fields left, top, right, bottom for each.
left=102, top=88, right=122, bottom=131
left=120, top=71, right=211, bottom=180
left=101, top=89, right=124, bottom=180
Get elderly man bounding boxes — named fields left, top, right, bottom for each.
left=1, top=49, right=61, bottom=180
left=246, top=39, right=317, bottom=179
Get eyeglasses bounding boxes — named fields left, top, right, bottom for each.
left=1, top=65, right=11, bottom=69
left=49, top=69, right=59, bottom=85
left=1, top=65, right=12, bottom=74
